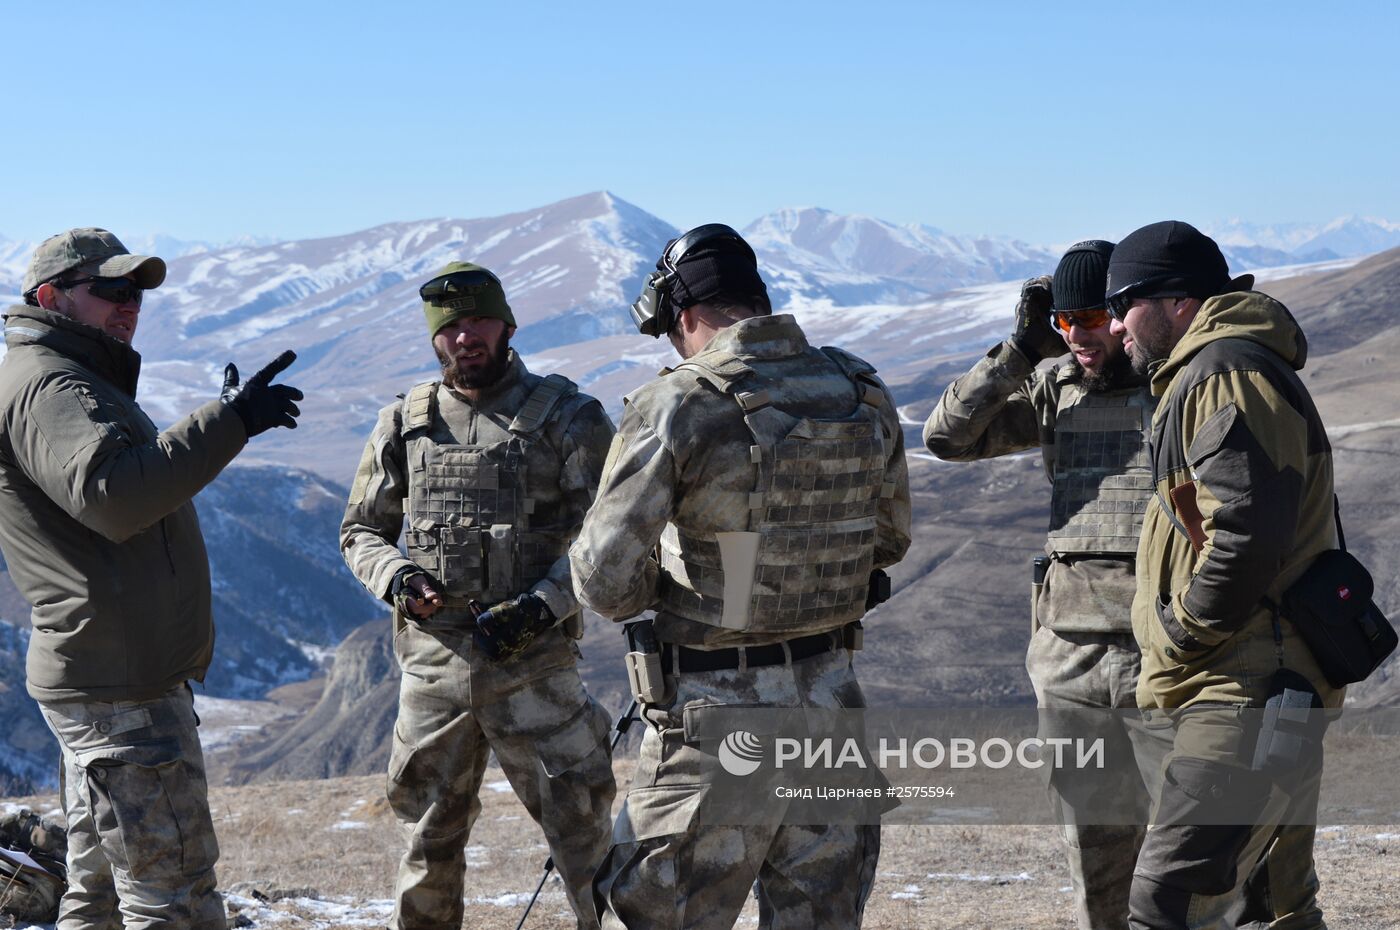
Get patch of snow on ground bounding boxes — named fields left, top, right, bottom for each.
left=890, top=884, right=923, bottom=899
left=1328, top=418, right=1400, bottom=439
left=926, top=871, right=1034, bottom=883
left=224, top=892, right=395, bottom=929
left=330, top=820, right=368, bottom=830
left=486, top=780, right=513, bottom=793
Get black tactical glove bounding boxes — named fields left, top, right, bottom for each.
left=221, top=349, right=303, bottom=437
left=389, top=567, right=443, bottom=618
left=1008, top=275, right=1063, bottom=364
left=473, top=592, right=555, bottom=661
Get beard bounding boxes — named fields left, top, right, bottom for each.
left=1080, top=347, right=1146, bottom=392
left=436, top=334, right=513, bottom=390
left=1127, top=301, right=1176, bottom=379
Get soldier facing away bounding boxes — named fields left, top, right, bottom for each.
left=339, top=262, right=617, bottom=930
left=923, top=241, right=1166, bottom=929
left=0, top=228, right=302, bottom=929
left=571, top=224, right=912, bottom=929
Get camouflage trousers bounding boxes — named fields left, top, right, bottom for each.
left=389, top=617, right=616, bottom=930
left=1028, top=627, right=1168, bottom=930
left=594, top=645, right=879, bottom=930
left=38, top=683, right=225, bottom=930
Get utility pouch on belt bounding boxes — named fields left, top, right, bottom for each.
left=1031, top=555, right=1051, bottom=634
left=1283, top=549, right=1396, bottom=688
left=865, top=570, right=891, bottom=610
left=1251, top=668, right=1325, bottom=773
left=624, top=620, right=666, bottom=704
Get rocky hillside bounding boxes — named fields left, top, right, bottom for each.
left=215, top=246, right=1400, bottom=784
left=0, top=464, right=381, bottom=789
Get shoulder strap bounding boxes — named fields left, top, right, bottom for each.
left=509, top=373, right=577, bottom=436
left=671, top=353, right=755, bottom=395
left=400, top=381, right=439, bottom=435
left=1334, top=494, right=1346, bottom=552
left=819, top=346, right=884, bottom=408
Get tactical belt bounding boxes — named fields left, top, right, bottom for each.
left=662, top=624, right=858, bottom=674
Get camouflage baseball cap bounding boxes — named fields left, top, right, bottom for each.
left=420, top=261, right=515, bottom=336
left=22, top=227, right=167, bottom=299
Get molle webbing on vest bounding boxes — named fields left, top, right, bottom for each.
left=1046, top=386, right=1154, bottom=557
left=510, top=373, right=575, bottom=436
left=401, top=381, right=439, bottom=435
left=401, top=376, right=574, bottom=603
left=657, top=349, right=886, bottom=633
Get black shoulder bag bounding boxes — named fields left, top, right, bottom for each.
left=1281, top=497, right=1397, bottom=687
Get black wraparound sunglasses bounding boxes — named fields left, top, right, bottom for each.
left=1104, top=276, right=1195, bottom=321
left=419, top=269, right=503, bottom=306
left=58, top=276, right=145, bottom=307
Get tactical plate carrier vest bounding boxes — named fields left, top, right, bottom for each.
left=657, top=348, right=892, bottom=635
left=400, top=375, right=576, bottom=607
left=1043, top=381, right=1155, bottom=558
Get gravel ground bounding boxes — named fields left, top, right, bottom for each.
left=5, top=761, right=1398, bottom=929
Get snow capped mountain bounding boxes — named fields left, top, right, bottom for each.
left=4, top=197, right=1396, bottom=484
left=745, top=207, right=1058, bottom=304
left=1207, top=215, right=1400, bottom=262
left=0, top=231, right=277, bottom=302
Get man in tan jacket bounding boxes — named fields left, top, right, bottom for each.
left=0, top=228, right=301, bottom=929
left=1107, top=221, right=1337, bottom=930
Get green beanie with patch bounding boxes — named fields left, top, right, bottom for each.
left=420, top=262, right=515, bottom=337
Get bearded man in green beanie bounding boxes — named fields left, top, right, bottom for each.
left=340, top=263, right=617, bottom=930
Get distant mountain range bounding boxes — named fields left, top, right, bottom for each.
left=4, top=194, right=1392, bottom=485
left=2, top=196, right=1396, bottom=791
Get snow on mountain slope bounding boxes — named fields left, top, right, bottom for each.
left=745, top=207, right=1058, bottom=304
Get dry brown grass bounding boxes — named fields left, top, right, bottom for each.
left=6, top=760, right=1398, bottom=929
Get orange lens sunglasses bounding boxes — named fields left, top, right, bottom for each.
left=1051, top=308, right=1111, bottom=334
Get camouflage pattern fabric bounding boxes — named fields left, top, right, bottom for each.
left=1043, top=385, right=1154, bottom=560
left=37, top=685, right=224, bottom=930
left=574, top=315, right=910, bottom=927
left=340, top=352, right=617, bottom=930
left=572, top=314, right=911, bottom=647
left=594, top=649, right=880, bottom=930
left=927, top=339, right=1190, bottom=929
left=923, top=340, right=1153, bottom=634
left=1027, top=628, right=1171, bottom=930
left=342, top=352, right=615, bottom=621
left=389, top=619, right=614, bottom=930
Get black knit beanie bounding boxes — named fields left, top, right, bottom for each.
left=1052, top=240, right=1115, bottom=312
left=1105, top=220, right=1230, bottom=301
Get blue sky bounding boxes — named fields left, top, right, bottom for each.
left=3, top=1, right=1395, bottom=246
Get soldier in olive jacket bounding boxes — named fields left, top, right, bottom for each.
left=0, top=228, right=301, bottom=929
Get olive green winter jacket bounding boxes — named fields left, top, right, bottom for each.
left=1134, top=291, right=1342, bottom=710
left=0, top=306, right=247, bottom=702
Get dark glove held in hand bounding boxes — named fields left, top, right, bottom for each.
left=389, top=567, right=434, bottom=616
left=221, top=349, right=304, bottom=437
left=474, top=593, right=555, bottom=661
left=1009, top=275, right=1062, bottom=364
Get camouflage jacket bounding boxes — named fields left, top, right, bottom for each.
left=922, top=340, right=1150, bottom=634
left=340, top=351, right=615, bottom=622
left=0, top=306, right=247, bottom=702
left=571, top=314, right=912, bottom=647
left=1136, top=291, right=1340, bottom=709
